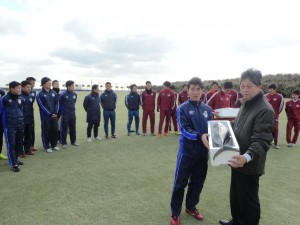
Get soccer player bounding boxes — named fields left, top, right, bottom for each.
left=100, top=82, right=117, bottom=139
left=264, top=84, right=284, bottom=149
left=59, top=80, right=79, bottom=149
left=125, top=84, right=141, bottom=136
left=36, top=77, right=60, bottom=153
left=205, top=81, right=219, bottom=102
left=140, top=81, right=156, bottom=136
left=21, top=80, right=35, bottom=156
left=157, top=81, right=175, bottom=138
left=26, top=77, right=38, bottom=152
left=169, top=85, right=179, bottom=135
left=228, top=87, right=239, bottom=108
left=170, top=77, right=212, bottom=225
left=0, top=81, right=24, bottom=172
left=52, top=80, right=60, bottom=94
left=0, top=88, right=8, bottom=160
left=285, top=90, right=300, bottom=147
left=83, top=85, right=101, bottom=142
left=178, top=84, right=188, bottom=106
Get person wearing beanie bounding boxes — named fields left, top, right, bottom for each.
left=58, top=80, right=79, bottom=149
left=83, top=85, right=101, bottom=142
left=36, top=77, right=60, bottom=153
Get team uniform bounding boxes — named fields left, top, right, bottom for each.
left=157, top=89, right=175, bottom=135
left=169, top=91, right=179, bottom=133
left=125, top=91, right=141, bottom=135
left=178, top=90, right=188, bottom=105
left=171, top=100, right=212, bottom=217
left=264, top=93, right=284, bottom=146
left=36, top=88, right=59, bottom=150
left=140, top=89, right=156, bottom=135
left=59, top=90, right=77, bottom=146
left=83, top=92, right=101, bottom=139
left=0, top=92, right=24, bottom=168
left=228, top=89, right=239, bottom=108
left=285, top=99, right=300, bottom=145
left=29, top=89, right=37, bottom=149
left=100, top=90, right=117, bottom=137
left=0, top=89, right=6, bottom=156
left=205, top=89, right=217, bottom=102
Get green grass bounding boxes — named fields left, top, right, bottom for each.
left=0, top=92, right=299, bottom=225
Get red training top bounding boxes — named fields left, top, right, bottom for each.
left=140, top=89, right=156, bottom=111
left=207, top=90, right=231, bottom=111
left=285, top=99, right=300, bottom=119
left=178, top=91, right=188, bottom=105
left=264, top=93, right=284, bottom=117
left=157, top=89, right=175, bottom=111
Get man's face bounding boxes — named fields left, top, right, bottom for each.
left=188, top=84, right=203, bottom=101
left=223, top=88, right=232, bottom=94
left=30, top=80, right=35, bottom=88
left=105, top=83, right=111, bottom=91
left=22, top=84, right=32, bottom=94
left=240, top=79, right=261, bottom=101
left=44, top=80, right=52, bottom=90
left=68, top=84, right=75, bottom=92
left=52, top=81, right=60, bottom=89
left=212, top=84, right=218, bottom=90
left=146, top=83, right=152, bottom=90
left=268, top=88, right=276, bottom=95
left=93, top=87, right=100, bottom=94
left=11, top=85, right=21, bottom=95
left=183, top=86, right=188, bottom=92
left=291, top=93, right=299, bottom=101
left=132, top=86, right=137, bottom=92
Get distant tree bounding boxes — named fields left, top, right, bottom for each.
left=87, top=85, right=91, bottom=89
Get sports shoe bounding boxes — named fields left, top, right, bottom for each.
left=72, top=143, right=79, bottom=146
left=30, top=146, right=38, bottom=151
left=95, top=136, right=101, bottom=141
left=275, top=145, right=280, bottom=149
left=20, top=153, right=26, bottom=158
left=127, top=132, right=131, bottom=136
left=87, top=137, right=92, bottom=142
left=136, top=132, right=140, bottom=135
left=12, top=166, right=20, bottom=172
left=143, top=133, right=147, bottom=136
left=164, top=133, right=169, bottom=136
left=170, top=215, right=180, bottom=225
left=62, top=145, right=67, bottom=149
left=151, top=133, right=156, bottom=136
left=111, top=135, right=116, bottom=138
left=170, top=131, right=175, bottom=134
left=17, top=161, right=24, bottom=165
left=105, top=135, right=109, bottom=139
left=0, top=153, right=8, bottom=160
left=46, top=148, right=53, bottom=153
left=291, top=143, right=296, bottom=147
left=52, top=147, right=60, bottom=151
left=26, top=151, right=34, bottom=155
left=287, top=143, right=293, bottom=147
left=175, top=131, right=181, bottom=135
left=157, top=134, right=162, bottom=138
left=186, top=208, right=204, bottom=220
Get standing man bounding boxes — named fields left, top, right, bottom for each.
left=125, top=84, right=141, bottom=136
left=219, top=68, right=275, bottom=225
left=59, top=80, right=79, bottom=149
left=264, top=84, right=284, bottom=149
left=52, top=80, right=60, bottom=94
left=21, top=80, right=35, bottom=156
left=157, top=81, right=175, bottom=138
left=205, top=81, right=219, bottom=102
left=178, top=84, right=188, bottom=106
left=228, top=87, right=239, bottom=108
left=100, top=82, right=117, bottom=139
left=0, top=81, right=24, bottom=172
left=36, top=77, right=60, bottom=153
left=285, top=90, right=300, bottom=147
left=169, top=85, right=179, bottom=135
left=0, top=88, right=8, bottom=160
left=170, top=77, right=212, bottom=225
left=140, top=81, right=156, bottom=136
left=26, top=77, right=38, bottom=152
left=83, top=85, right=101, bottom=142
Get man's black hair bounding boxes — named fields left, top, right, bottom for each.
left=9, top=81, right=21, bottom=89
left=21, top=80, right=32, bottom=87
left=52, top=80, right=59, bottom=85
left=26, top=77, right=36, bottom=82
left=292, top=90, right=300, bottom=96
left=163, top=81, right=171, bottom=87
left=268, top=84, right=277, bottom=90
left=240, top=68, right=262, bottom=86
left=105, top=82, right=111, bottom=85
left=92, top=84, right=99, bottom=91
left=223, top=81, right=233, bottom=89
left=130, top=84, right=137, bottom=90
left=66, top=80, right=74, bottom=87
left=187, top=77, right=204, bottom=89
left=146, top=81, right=151, bottom=85
left=211, top=81, right=219, bottom=87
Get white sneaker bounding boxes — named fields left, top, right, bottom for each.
left=95, top=136, right=101, bottom=141
left=46, top=148, right=52, bottom=153
left=87, top=137, right=92, bottom=142
left=287, top=143, right=293, bottom=147
left=52, top=147, right=60, bottom=151
left=62, top=145, right=67, bottom=149
left=275, top=145, right=280, bottom=149
left=72, top=143, right=79, bottom=146
left=291, top=143, right=296, bottom=147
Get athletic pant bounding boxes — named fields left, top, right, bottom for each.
left=158, top=110, right=171, bottom=134
left=23, top=123, right=33, bottom=153
left=170, top=150, right=208, bottom=216
left=103, top=110, right=116, bottom=136
left=286, top=118, right=300, bottom=144
left=273, top=118, right=279, bottom=145
left=41, top=115, right=58, bottom=150
left=60, top=115, right=76, bottom=145
left=0, top=121, right=3, bottom=154
left=4, top=127, right=23, bottom=166
left=142, top=109, right=155, bottom=134
left=87, top=122, right=100, bottom=138
left=169, top=110, right=178, bottom=132
left=230, top=169, right=260, bottom=225
left=127, top=110, right=139, bottom=133
left=30, top=121, right=35, bottom=147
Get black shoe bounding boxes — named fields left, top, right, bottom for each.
left=111, top=135, right=116, bottom=138
left=13, top=166, right=20, bottom=172
left=219, top=219, right=234, bottom=225
left=105, top=135, right=109, bottom=139
left=17, top=161, right=24, bottom=165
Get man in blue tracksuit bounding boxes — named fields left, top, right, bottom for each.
left=36, top=77, right=60, bottom=153
left=0, top=81, right=24, bottom=172
left=0, top=88, right=8, bottom=160
left=100, top=82, right=117, bottom=139
left=170, top=77, right=212, bottom=225
left=125, top=84, right=141, bottom=136
left=83, top=84, right=101, bottom=142
left=21, top=80, right=35, bottom=156
left=59, top=80, right=78, bottom=149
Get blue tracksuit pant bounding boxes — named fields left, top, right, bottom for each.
left=103, top=110, right=116, bottom=136
left=60, top=115, right=76, bottom=145
left=127, top=110, right=139, bottom=133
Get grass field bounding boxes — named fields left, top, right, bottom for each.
left=0, top=91, right=299, bottom=225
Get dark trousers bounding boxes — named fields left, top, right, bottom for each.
left=41, top=115, right=58, bottom=149
left=30, top=121, right=35, bottom=147
left=0, top=122, right=3, bottom=153
left=4, top=127, right=23, bottom=166
left=23, top=123, right=33, bottom=153
left=103, top=110, right=116, bottom=136
left=60, top=115, right=76, bottom=145
left=127, top=110, right=139, bottom=133
left=170, top=150, right=208, bottom=216
left=169, top=110, right=178, bottom=132
left=286, top=118, right=299, bottom=144
left=142, top=109, right=155, bottom=134
left=273, top=118, right=279, bottom=145
left=158, top=110, right=171, bottom=134
left=230, top=169, right=260, bottom=225
left=87, top=122, right=100, bottom=138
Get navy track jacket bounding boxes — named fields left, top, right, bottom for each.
left=59, top=90, right=77, bottom=117
left=36, top=88, right=59, bottom=117
left=100, top=90, right=117, bottom=111
left=83, top=93, right=101, bottom=123
left=125, top=92, right=140, bottom=111
left=20, top=91, right=34, bottom=124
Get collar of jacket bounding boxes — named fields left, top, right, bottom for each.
left=21, top=91, right=30, bottom=96
left=188, top=99, right=202, bottom=105
left=8, top=91, right=20, bottom=99
left=240, top=91, right=263, bottom=107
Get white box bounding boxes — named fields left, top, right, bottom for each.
left=208, top=120, right=240, bottom=166
left=215, top=108, right=240, bottom=118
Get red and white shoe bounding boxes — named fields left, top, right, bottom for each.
left=186, top=208, right=204, bottom=220
left=170, top=215, right=180, bottom=225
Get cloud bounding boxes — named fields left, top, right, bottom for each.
left=0, top=16, right=25, bottom=35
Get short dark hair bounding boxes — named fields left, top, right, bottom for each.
left=146, top=81, right=151, bottom=85
left=21, top=80, right=32, bottom=87
left=105, top=82, right=111, bottom=85
left=66, top=80, right=74, bottom=87
left=292, top=90, right=300, bottom=96
left=92, top=84, right=99, bottom=91
left=26, top=77, right=36, bottom=82
left=163, top=81, right=171, bottom=87
left=187, top=77, right=203, bottom=89
left=9, top=81, right=21, bottom=89
left=211, top=81, right=219, bottom=87
left=223, top=81, right=233, bottom=89
left=268, top=84, right=277, bottom=90
left=52, top=80, right=59, bottom=85
left=240, top=68, right=262, bottom=86
left=181, top=84, right=187, bottom=88
left=170, top=85, right=176, bottom=90
left=41, top=77, right=51, bottom=86
left=130, top=84, right=137, bottom=90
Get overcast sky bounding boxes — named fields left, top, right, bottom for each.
left=0, top=0, right=299, bottom=87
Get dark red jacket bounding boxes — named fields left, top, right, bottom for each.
left=207, top=90, right=231, bottom=111
left=228, top=89, right=239, bottom=108
left=140, top=89, right=156, bottom=111
left=264, top=93, right=284, bottom=117
left=178, top=91, right=188, bottom=105
left=205, top=89, right=217, bottom=102
left=157, top=89, right=175, bottom=111
left=285, top=99, right=300, bottom=119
